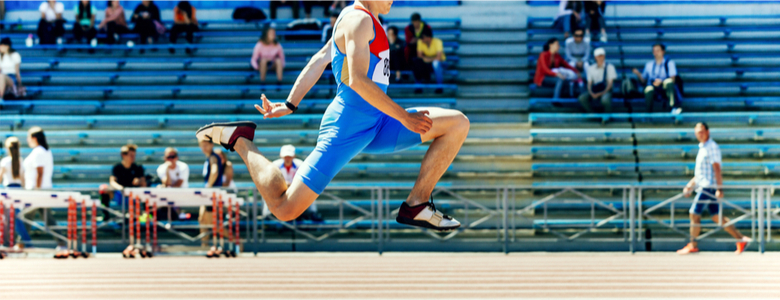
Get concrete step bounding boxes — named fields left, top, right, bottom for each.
left=460, top=31, right=527, bottom=43
left=458, top=43, right=528, bottom=56
left=458, top=84, right=530, bottom=99
left=458, top=57, right=529, bottom=70
left=457, top=98, right=530, bottom=113
left=457, top=70, right=529, bottom=84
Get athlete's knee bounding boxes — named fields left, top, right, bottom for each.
left=453, top=110, right=470, bottom=132
left=272, top=207, right=300, bottom=222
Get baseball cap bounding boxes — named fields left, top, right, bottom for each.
left=593, top=47, right=606, bottom=57
left=279, top=145, right=296, bottom=158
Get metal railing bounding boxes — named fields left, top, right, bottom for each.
left=3, top=184, right=775, bottom=254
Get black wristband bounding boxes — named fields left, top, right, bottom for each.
left=285, top=101, right=298, bottom=113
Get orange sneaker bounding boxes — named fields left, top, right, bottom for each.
left=676, top=243, right=699, bottom=255
left=735, top=237, right=752, bottom=255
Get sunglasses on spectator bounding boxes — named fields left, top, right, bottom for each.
left=166, top=154, right=178, bottom=160
left=574, top=34, right=584, bottom=37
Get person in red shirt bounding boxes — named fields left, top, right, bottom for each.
left=534, top=38, right=581, bottom=99
left=404, top=13, right=431, bottom=68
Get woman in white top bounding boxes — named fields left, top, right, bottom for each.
left=0, top=37, right=23, bottom=99
left=37, top=0, right=66, bottom=45
left=1, top=137, right=24, bottom=188
left=23, top=127, right=54, bottom=190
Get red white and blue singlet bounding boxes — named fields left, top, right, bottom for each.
left=295, top=5, right=423, bottom=195
left=331, top=5, right=391, bottom=107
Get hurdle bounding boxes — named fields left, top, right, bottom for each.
left=123, top=188, right=245, bottom=258
left=0, top=190, right=98, bottom=258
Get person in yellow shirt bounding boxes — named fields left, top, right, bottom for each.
left=413, top=27, right=446, bottom=92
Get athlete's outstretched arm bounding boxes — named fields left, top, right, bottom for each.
left=255, top=41, right=333, bottom=119
left=342, top=13, right=432, bottom=135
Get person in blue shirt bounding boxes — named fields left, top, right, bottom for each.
left=632, top=43, right=683, bottom=114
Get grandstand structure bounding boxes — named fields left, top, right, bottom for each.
left=0, top=1, right=778, bottom=254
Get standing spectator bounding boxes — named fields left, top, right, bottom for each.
left=578, top=48, right=615, bottom=113
left=250, top=26, right=285, bottom=84
left=413, top=27, right=447, bottom=92
left=156, top=147, right=189, bottom=188
left=169, top=0, right=199, bottom=54
left=632, top=43, right=683, bottom=114
left=198, top=140, right=223, bottom=247
left=21, top=128, right=59, bottom=252
left=2, top=136, right=32, bottom=247
left=564, top=29, right=590, bottom=73
left=269, top=0, right=300, bottom=20
left=23, top=127, right=53, bottom=190
left=131, top=1, right=162, bottom=46
left=215, top=149, right=236, bottom=190
left=0, top=37, right=24, bottom=99
left=1, top=136, right=23, bottom=188
left=387, top=26, right=405, bottom=82
left=265, top=145, right=320, bottom=221
left=584, top=0, right=607, bottom=43
left=321, top=9, right=340, bottom=44
left=37, top=0, right=66, bottom=45
left=553, top=0, right=583, bottom=39
left=98, top=0, right=129, bottom=45
left=109, top=144, right=146, bottom=190
left=678, top=123, right=752, bottom=255
left=404, top=12, right=431, bottom=67
left=73, top=1, right=97, bottom=45
left=534, top=38, right=580, bottom=100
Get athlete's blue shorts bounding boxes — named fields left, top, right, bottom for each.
left=296, top=96, right=423, bottom=194
left=689, top=188, right=720, bottom=215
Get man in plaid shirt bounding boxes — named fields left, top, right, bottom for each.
left=678, top=122, right=752, bottom=255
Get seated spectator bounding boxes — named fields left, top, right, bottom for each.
left=0, top=38, right=24, bottom=99
left=564, top=29, right=590, bottom=73
left=37, top=0, right=65, bottom=45
left=584, top=0, right=607, bottom=43
left=534, top=38, right=580, bottom=100
left=109, top=144, right=146, bottom=190
left=214, top=149, right=236, bottom=190
left=251, top=26, right=285, bottom=84
left=156, top=147, right=189, bottom=188
left=553, top=0, right=584, bottom=39
left=169, top=1, right=199, bottom=54
left=73, top=1, right=97, bottom=45
left=321, top=9, right=340, bottom=44
left=578, top=48, right=616, bottom=113
left=387, top=26, right=405, bottom=82
left=413, top=27, right=447, bottom=92
left=199, top=140, right=223, bottom=248
left=131, top=1, right=162, bottom=45
left=269, top=0, right=300, bottom=19
left=98, top=0, right=129, bottom=45
left=405, top=12, right=431, bottom=67
left=632, top=43, right=683, bottom=114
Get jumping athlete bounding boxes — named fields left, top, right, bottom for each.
left=196, top=0, right=468, bottom=231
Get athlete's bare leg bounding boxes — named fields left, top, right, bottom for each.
left=406, top=107, right=470, bottom=206
left=233, top=138, right=319, bottom=221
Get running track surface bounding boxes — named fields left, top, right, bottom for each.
left=2, top=252, right=779, bottom=300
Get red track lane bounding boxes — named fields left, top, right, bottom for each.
left=1, top=253, right=779, bottom=299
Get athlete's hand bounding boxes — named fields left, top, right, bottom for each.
left=401, top=110, right=432, bottom=135
left=254, top=94, right=292, bottom=119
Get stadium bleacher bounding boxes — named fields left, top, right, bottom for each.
left=1, top=1, right=778, bottom=250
